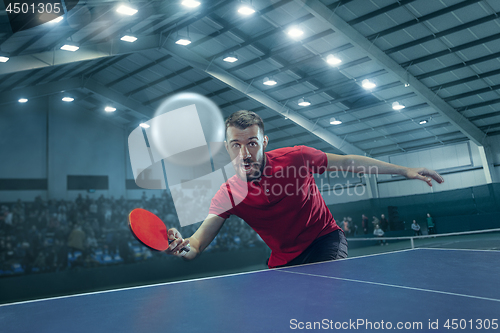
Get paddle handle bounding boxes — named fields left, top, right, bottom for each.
left=168, top=238, right=191, bottom=253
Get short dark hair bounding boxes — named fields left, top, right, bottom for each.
left=225, top=110, right=264, bottom=137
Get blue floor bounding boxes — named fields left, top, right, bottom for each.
left=1, top=249, right=499, bottom=332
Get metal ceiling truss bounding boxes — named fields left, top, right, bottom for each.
left=444, top=84, right=500, bottom=103
left=137, top=55, right=375, bottom=112
left=367, top=122, right=500, bottom=156
left=307, top=92, right=417, bottom=123
left=371, top=137, right=470, bottom=157
left=0, top=34, right=161, bottom=76
left=124, top=65, right=193, bottom=97
left=105, top=54, right=172, bottom=88
left=254, top=57, right=371, bottom=93
left=365, top=0, right=483, bottom=41
left=277, top=69, right=387, bottom=106
left=351, top=122, right=452, bottom=145
left=160, top=39, right=366, bottom=155
left=386, top=12, right=500, bottom=55
left=0, top=78, right=84, bottom=105
left=1, top=0, right=498, bottom=166
left=227, top=32, right=346, bottom=74
left=456, top=98, right=500, bottom=112
left=402, top=33, right=500, bottom=69
left=429, top=68, right=500, bottom=91
left=415, top=51, right=500, bottom=80
left=296, top=0, right=486, bottom=147
left=344, top=113, right=441, bottom=138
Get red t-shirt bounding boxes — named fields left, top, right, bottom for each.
left=208, top=145, right=340, bottom=268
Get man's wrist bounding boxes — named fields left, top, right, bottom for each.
left=180, top=248, right=197, bottom=261
left=397, top=166, right=409, bottom=177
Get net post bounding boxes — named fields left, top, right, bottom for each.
left=410, top=237, right=414, bottom=249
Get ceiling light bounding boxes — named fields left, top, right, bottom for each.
left=298, top=98, right=311, bottom=107
left=263, top=77, right=277, bottom=86
left=287, top=27, right=304, bottom=38
left=330, top=117, right=342, bottom=125
left=18, top=98, right=28, bottom=103
left=116, top=5, right=137, bottom=15
left=238, top=5, right=255, bottom=15
left=361, top=79, right=376, bottom=89
left=49, top=16, right=63, bottom=23
left=62, top=97, right=74, bottom=102
left=175, top=37, right=191, bottom=45
left=419, top=120, right=428, bottom=125
left=181, top=0, right=201, bottom=8
left=121, top=35, right=137, bottom=43
left=60, top=44, right=79, bottom=52
left=405, top=83, right=410, bottom=87
left=223, top=53, right=238, bottom=63
left=0, top=56, right=9, bottom=63
left=140, top=122, right=150, bottom=129
left=392, top=101, right=405, bottom=110
left=326, top=54, right=342, bottom=65
left=105, top=106, right=116, bottom=112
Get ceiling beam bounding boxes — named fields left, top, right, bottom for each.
left=347, top=0, right=417, bottom=25
left=0, top=34, right=161, bottom=76
left=386, top=12, right=500, bottom=54
left=0, top=78, right=84, bottom=105
left=414, top=51, right=500, bottom=80
left=161, top=41, right=366, bottom=156
left=364, top=0, right=482, bottom=41
left=402, top=33, right=500, bottom=69
left=82, top=78, right=155, bottom=120
left=296, top=0, right=486, bottom=147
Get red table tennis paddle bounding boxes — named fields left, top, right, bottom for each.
left=128, top=208, right=190, bottom=254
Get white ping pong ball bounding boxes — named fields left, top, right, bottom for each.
left=149, top=92, right=225, bottom=166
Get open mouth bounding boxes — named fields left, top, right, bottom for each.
left=241, top=163, right=252, bottom=173
left=241, top=163, right=253, bottom=174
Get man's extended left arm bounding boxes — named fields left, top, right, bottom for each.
left=325, top=153, right=444, bottom=187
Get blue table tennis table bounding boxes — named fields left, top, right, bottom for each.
left=1, top=248, right=499, bottom=332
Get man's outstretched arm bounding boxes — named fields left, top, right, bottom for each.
left=325, top=153, right=444, bottom=187
left=166, top=214, right=226, bottom=260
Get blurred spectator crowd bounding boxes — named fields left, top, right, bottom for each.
left=0, top=191, right=265, bottom=276
left=337, top=213, right=435, bottom=238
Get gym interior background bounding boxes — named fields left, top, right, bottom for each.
left=1, top=0, right=499, bottom=303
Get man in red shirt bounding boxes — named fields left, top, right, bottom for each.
left=166, top=110, right=444, bottom=268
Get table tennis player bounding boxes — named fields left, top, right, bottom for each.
left=166, top=110, right=444, bottom=268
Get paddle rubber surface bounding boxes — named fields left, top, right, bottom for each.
left=128, top=208, right=170, bottom=251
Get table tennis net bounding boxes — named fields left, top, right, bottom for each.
left=345, top=228, right=500, bottom=258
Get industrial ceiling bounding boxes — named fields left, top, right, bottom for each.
left=1, top=0, right=500, bottom=157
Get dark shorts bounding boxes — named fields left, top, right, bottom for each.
left=276, top=229, right=348, bottom=268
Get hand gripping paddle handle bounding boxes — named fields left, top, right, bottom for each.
left=128, top=208, right=190, bottom=254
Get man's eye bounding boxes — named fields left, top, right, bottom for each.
left=249, top=142, right=257, bottom=147
left=232, top=144, right=240, bottom=148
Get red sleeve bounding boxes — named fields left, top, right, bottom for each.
left=208, top=184, right=233, bottom=219
left=299, top=145, right=328, bottom=174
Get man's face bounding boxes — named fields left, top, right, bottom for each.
left=225, top=124, right=268, bottom=182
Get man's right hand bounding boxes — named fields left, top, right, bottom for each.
left=166, top=228, right=191, bottom=258
left=164, top=215, right=226, bottom=261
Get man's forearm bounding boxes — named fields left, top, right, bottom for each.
left=327, top=153, right=444, bottom=186
left=336, top=155, right=408, bottom=176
